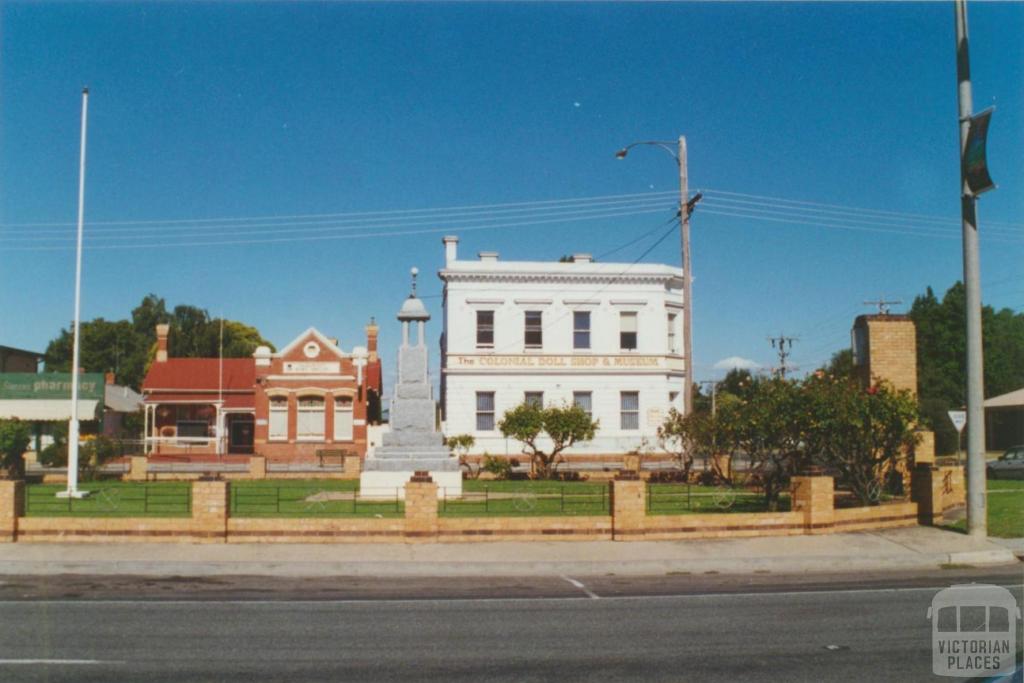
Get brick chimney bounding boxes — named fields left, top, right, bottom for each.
left=366, top=318, right=379, bottom=362
left=105, top=371, right=116, bottom=385
left=156, top=323, right=170, bottom=362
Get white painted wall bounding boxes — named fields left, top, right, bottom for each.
left=438, top=239, right=685, bottom=456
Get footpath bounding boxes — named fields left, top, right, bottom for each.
left=0, top=526, right=1018, bottom=577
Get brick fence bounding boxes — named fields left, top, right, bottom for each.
left=0, top=467, right=961, bottom=544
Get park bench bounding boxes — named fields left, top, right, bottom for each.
left=316, top=448, right=356, bottom=469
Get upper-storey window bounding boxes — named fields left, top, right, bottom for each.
left=667, top=313, right=678, bottom=354
left=620, top=312, right=638, bottom=351
left=573, top=311, right=591, bottom=350
left=476, top=310, right=494, bottom=348
left=524, top=311, right=543, bottom=349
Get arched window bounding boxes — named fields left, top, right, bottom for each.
left=334, top=395, right=354, bottom=441
left=268, top=396, right=288, bottom=441
left=296, top=396, right=325, bottom=440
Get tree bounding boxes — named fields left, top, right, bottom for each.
left=804, top=376, right=919, bottom=505
left=131, top=294, right=169, bottom=340
left=657, top=408, right=711, bottom=480
left=821, top=348, right=856, bottom=380
left=911, top=282, right=1024, bottom=453
left=716, top=368, right=755, bottom=401
left=43, top=295, right=274, bottom=391
left=444, top=434, right=479, bottom=479
left=718, top=377, right=807, bottom=511
left=498, top=402, right=598, bottom=479
left=0, top=420, right=32, bottom=480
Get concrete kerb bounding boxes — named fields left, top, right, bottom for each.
left=0, top=528, right=1015, bottom=577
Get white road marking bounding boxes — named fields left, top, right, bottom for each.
left=0, top=659, right=119, bottom=665
left=560, top=575, right=600, bottom=599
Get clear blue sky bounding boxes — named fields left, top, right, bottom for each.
left=2, top=2, right=1022, bottom=386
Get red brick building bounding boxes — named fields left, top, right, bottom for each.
left=142, top=322, right=382, bottom=463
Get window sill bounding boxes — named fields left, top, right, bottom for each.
left=296, top=437, right=326, bottom=442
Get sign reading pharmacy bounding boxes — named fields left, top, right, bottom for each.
left=446, top=354, right=684, bottom=372
left=0, top=373, right=105, bottom=400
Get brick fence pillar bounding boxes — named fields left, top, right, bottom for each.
left=611, top=473, right=646, bottom=541
left=911, top=464, right=945, bottom=525
left=404, top=472, right=438, bottom=541
left=125, top=456, right=148, bottom=482
left=791, top=474, right=835, bottom=534
left=913, top=430, right=936, bottom=466
left=248, top=456, right=267, bottom=480
left=191, top=479, right=229, bottom=542
left=343, top=454, right=362, bottom=479
left=0, top=480, right=25, bottom=542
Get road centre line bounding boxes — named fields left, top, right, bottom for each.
left=560, top=575, right=600, bottom=599
left=0, top=584, right=1018, bottom=606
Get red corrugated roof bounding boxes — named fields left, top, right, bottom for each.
left=143, top=359, right=255, bottom=393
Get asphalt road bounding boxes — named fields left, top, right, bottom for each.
left=0, top=568, right=1020, bottom=683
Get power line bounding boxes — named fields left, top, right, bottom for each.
left=0, top=189, right=678, bottom=229
left=700, top=196, right=1024, bottom=238
left=698, top=207, right=1024, bottom=243
left=701, top=188, right=1024, bottom=230
left=0, top=206, right=673, bottom=252
left=0, top=200, right=677, bottom=244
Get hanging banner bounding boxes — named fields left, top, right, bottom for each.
left=963, top=107, right=995, bottom=196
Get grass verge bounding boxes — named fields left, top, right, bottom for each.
left=947, top=479, right=1024, bottom=538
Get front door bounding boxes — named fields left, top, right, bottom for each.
left=228, top=416, right=255, bottom=454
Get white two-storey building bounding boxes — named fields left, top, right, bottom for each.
left=438, top=235, right=686, bottom=457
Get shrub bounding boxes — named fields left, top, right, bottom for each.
left=481, top=454, right=513, bottom=480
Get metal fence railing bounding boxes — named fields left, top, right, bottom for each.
left=440, top=485, right=609, bottom=516
left=25, top=483, right=192, bottom=516
left=229, top=484, right=403, bottom=517
left=646, top=483, right=775, bottom=514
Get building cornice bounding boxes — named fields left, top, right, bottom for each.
left=440, top=271, right=682, bottom=287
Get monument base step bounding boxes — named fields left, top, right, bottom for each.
left=359, top=470, right=463, bottom=499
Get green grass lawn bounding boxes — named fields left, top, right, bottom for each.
left=230, top=479, right=401, bottom=518
left=646, top=483, right=791, bottom=515
left=25, top=482, right=192, bottom=518
left=948, top=480, right=1024, bottom=538
left=443, top=479, right=609, bottom=517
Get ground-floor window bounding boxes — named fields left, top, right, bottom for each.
left=524, top=391, right=544, bottom=408
left=476, top=392, right=495, bottom=431
left=334, top=395, right=354, bottom=441
left=573, top=391, right=592, bottom=418
left=297, top=396, right=325, bottom=439
left=269, top=396, right=288, bottom=441
left=620, top=391, right=640, bottom=430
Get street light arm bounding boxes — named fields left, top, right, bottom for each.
left=615, top=140, right=680, bottom=164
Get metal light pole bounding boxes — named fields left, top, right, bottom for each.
left=58, top=87, right=90, bottom=500
left=615, top=137, right=700, bottom=415
left=954, top=0, right=986, bottom=537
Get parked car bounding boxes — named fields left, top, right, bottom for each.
left=987, top=446, right=1024, bottom=480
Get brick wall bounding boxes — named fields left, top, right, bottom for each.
left=4, top=473, right=934, bottom=544
left=857, top=316, right=918, bottom=396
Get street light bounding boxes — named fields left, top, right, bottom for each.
left=615, top=137, right=701, bottom=415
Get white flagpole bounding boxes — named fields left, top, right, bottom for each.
left=218, top=316, right=224, bottom=457
left=60, top=87, right=90, bottom=500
